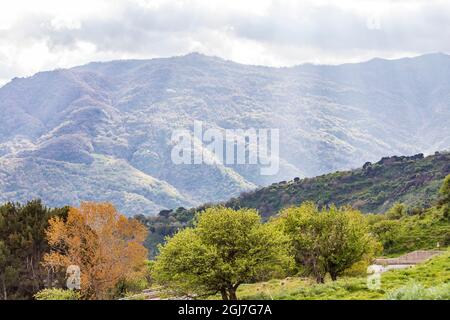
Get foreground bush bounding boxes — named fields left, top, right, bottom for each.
left=386, top=282, right=450, bottom=300
left=34, top=289, right=80, bottom=300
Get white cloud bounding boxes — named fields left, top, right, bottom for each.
left=0, top=0, right=449, bottom=85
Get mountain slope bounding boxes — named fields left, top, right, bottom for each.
left=137, top=152, right=450, bottom=257
left=1, top=53, right=450, bottom=215
left=224, top=152, right=450, bottom=217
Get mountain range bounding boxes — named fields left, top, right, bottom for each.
left=1, top=52, right=450, bottom=215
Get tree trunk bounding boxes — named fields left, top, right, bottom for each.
left=2, top=278, right=6, bottom=300
left=228, top=287, right=238, bottom=300
left=315, top=275, right=325, bottom=284
left=220, top=288, right=229, bottom=300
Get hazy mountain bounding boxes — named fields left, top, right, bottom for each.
left=1, top=52, right=449, bottom=215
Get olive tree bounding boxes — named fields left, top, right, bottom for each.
left=153, top=207, right=291, bottom=300
left=280, top=202, right=380, bottom=283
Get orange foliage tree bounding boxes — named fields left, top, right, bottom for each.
left=43, top=202, right=148, bottom=299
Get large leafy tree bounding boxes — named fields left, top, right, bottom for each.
left=280, top=202, right=380, bottom=283
left=43, top=202, right=148, bottom=300
left=0, top=200, right=68, bottom=300
left=153, top=207, right=291, bottom=300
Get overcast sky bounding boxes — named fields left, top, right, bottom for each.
left=1, top=0, right=450, bottom=86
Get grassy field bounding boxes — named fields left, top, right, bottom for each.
left=235, top=249, right=450, bottom=300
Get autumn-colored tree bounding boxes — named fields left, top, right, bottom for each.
left=43, top=202, right=148, bottom=300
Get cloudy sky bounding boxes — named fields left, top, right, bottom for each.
left=1, top=0, right=450, bottom=85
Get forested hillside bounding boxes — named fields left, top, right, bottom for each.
left=137, top=152, right=450, bottom=256
left=225, top=152, right=450, bottom=218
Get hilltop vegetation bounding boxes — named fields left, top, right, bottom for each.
left=226, top=152, right=450, bottom=217
left=366, top=174, right=450, bottom=255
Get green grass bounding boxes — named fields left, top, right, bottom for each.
left=386, top=282, right=450, bottom=300
left=381, top=250, right=450, bottom=290
left=237, top=249, right=450, bottom=300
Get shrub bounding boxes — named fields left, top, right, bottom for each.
left=386, top=282, right=450, bottom=300
left=34, top=289, right=80, bottom=300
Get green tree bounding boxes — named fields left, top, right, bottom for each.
left=280, top=202, right=380, bottom=283
left=386, top=202, right=407, bottom=220
left=153, top=207, right=291, bottom=300
left=369, top=219, right=399, bottom=253
left=0, top=200, right=68, bottom=300
left=439, top=175, right=450, bottom=219
left=440, top=174, right=450, bottom=204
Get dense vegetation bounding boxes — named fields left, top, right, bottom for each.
left=0, top=156, right=448, bottom=300
left=152, top=175, right=449, bottom=300
left=227, top=152, right=450, bottom=217
left=229, top=177, right=450, bottom=300
left=135, top=207, right=195, bottom=258
left=0, top=200, right=68, bottom=300
left=138, top=152, right=450, bottom=257
left=0, top=201, right=150, bottom=300
left=153, top=205, right=381, bottom=300
left=368, top=205, right=450, bottom=255
left=43, top=203, right=149, bottom=300
left=364, top=175, right=450, bottom=254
